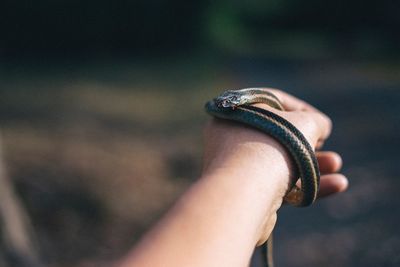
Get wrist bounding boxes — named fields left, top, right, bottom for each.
left=203, top=121, right=295, bottom=207
left=201, top=128, right=295, bottom=246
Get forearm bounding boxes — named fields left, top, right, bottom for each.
left=116, top=89, right=348, bottom=267
left=117, top=129, right=292, bottom=267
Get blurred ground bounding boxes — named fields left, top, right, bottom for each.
left=1, top=56, right=400, bottom=267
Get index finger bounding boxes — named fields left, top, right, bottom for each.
left=265, top=88, right=321, bottom=113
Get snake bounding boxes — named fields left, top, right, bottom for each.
left=204, top=88, right=320, bottom=267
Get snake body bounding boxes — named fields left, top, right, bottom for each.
left=205, top=88, right=321, bottom=266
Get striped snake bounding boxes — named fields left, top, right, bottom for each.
left=205, top=88, right=320, bottom=267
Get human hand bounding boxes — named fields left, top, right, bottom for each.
left=202, top=88, right=348, bottom=245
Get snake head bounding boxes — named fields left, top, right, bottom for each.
left=214, top=91, right=243, bottom=109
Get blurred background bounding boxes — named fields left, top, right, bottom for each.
left=0, top=1, right=399, bottom=266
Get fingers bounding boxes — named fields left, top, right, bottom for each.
left=318, top=173, right=348, bottom=198
left=255, top=89, right=347, bottom=200
left=265, top=88, right=332, bottom=144
left=248, top=88, right=343, bottom=190
left=316, top=151, right=347, bottom=199
left=316, top=151, right=342, bottom=174
left=292, top=151, right=346, bottom=199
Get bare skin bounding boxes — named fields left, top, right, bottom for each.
left=116, top=89, right=348, bottom=267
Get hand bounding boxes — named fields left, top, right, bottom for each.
left=202, top=88, right=348, bottom=245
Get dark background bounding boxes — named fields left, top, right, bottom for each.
left=2, top=0, right=400, bottom=60
left=1, top=1, right=399, bottom=267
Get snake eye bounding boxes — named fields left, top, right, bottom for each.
left=218, top=96, right=237, bottom=108
left=221, top=99, right=232, bottom=108
left=215, top=93, right=241, bottom=108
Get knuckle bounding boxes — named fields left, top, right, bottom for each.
left=325, top=115, right=333, bottom=130
left=299, top=112, right=320, bottom=133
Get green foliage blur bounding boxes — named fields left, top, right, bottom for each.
left=1, top=0, right=399, bottom=60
